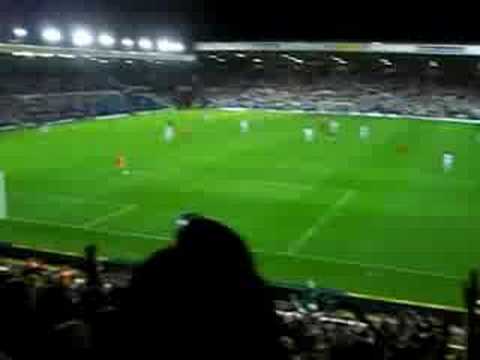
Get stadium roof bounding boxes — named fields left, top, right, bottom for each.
left=3, top=41, right=480, bottom=62
left=195, top=42, right=480, bottom=57
left=0, top=42, right=196, bottom=62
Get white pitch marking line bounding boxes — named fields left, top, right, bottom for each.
left=4, top=216, right=170, bottom=242
left=2, top=216, right=461, bottom=282
left=82, top=204, right=139, bottom=229
left=252, top=248, right=460, bottom=281
left=287, top=189, right=356, bottom=254
left=252, top=180, right=313, bottom=191
left=9, top=190, right=130, bottom=207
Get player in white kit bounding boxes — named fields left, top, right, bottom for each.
left=240, top=120, right=250, bottom=133
left=442, top=152, right=455, bottom=172
left=359, top=125, right=370, bottom=140
left=39, top=124, right=50, bottom=133
left=164, top=121, right=175, bottom=143
left=303, top=127, right=314, bottom=142
left=329, top=120, right=340, bottom=135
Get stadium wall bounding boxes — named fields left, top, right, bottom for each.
left=221, top=107, right=480, bottom=125
left=0, top=108, right=171, bottom=132
left=2, top=107, right=480, bottom=134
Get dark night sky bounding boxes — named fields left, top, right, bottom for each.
left=0, top=0, right=477, bottom=44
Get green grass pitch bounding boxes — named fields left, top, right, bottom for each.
left=1, top=109, right=480, bottom=308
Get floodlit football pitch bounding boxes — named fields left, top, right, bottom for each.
left=1, top=109, right=480, bottom=308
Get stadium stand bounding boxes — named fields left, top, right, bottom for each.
left=3, top=51, right=480, bottom=124
left=0, top=216, right=469, bottom=360
left=199, top=54, right=480, bottom=120
left=0, top=47, right=478, bottom=359
left=0, top=54, right=191, bottom=124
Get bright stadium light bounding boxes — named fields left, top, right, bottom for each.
left=58, top=54, right=76, bottom=59
left=331, top=56, right=348, bottom=65
left=170, top=42, right=185, bottom=52
left=253, top=58, right=263, bottom=63
left=157, top=39, right=169, bottom=51
left=12, top=51, right=35, bottom=58
left=37, top=53, right=55, bottom=58
left=167, top=41, right=185, bottom=52
left=282, top=54, right=303, bottom=64
left=13, top=27, right=28, bottom=38
left=157, top=39, right=185, bottom=52
left=98, top=33, right=115, bottom=47
left=121, top=38, right=135, bottom=48
left=235, top=53, right=246, bottom=58
left=72, top=29, right=94, bottom=47
left=42, top=27, right=62, bottom=43
left=138, top=37, right=153, bottom=50
left=379, top=58, right=392, bottom=66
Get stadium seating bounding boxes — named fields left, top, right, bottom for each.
left=0, top=55, right=192, bottom=125
left=3, top=53, right=480, bottom=124
left=0, top=51, right=476, bottom=358
left=200, top=66, right=480, bottom=120
left=0, top=247, right=467, bottom=360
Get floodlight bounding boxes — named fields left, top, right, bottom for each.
left=170, top=42, right=185, bottom=52
left=157, top=39, right=170, bottom=51
left=98, top=33, right=115, bottom=47
left=13, top=28, right=28, bottom=38
left=72, top=29, right=93, bottom=47
left=379, top=58, right=392, bottom=66
left=12, top=51, right=35, bottom=57
left=121, top=38, right=135, bottom=48
left=283, top=54, right=303, bottom=64
left=331, top=56, right=348, bottom=65
left=58, top=54, right=76, bottom=59
left=138, top=38, right=153, bottom=50
left=42, top=27, right=62, bottom=43
left=157, top=39, right=185, bottom=52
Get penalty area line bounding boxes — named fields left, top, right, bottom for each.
left=287, top=189, right=356, bottom=254
left=82, top=204, right=139, bottom=229
left=252, top=248, right=460, bottom=281
left=4, top=216, right=171, bottom=242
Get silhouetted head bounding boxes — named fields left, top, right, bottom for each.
left=123, top=215, right=287, bottom=359
left=174, top=214, right=258, bottom=284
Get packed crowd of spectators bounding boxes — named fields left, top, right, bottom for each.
left=0, top=91, right=168, bottom=125
left=0, top=215, right=467, bottom=360
left=202, top=66, right=480, bottom=120
left=3, top=53, right=480, bottom=125
left=0, top=56, right=191, bottom=125
left=276, top=294, right=465, bottom=360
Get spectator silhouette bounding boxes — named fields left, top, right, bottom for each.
left=122, top=215, right=288, bottom=359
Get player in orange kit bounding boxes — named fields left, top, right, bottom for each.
left=115, top=154, right=130, bottom=175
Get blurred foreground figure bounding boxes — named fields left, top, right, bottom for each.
left=122, top=215, right=288, bottom=359
left=164, top=121, right=176, bottom=143
left=442, top=151, right=455, bottom=172
left=240, top=119, right=250, bottom=133
left=303, top=126, right=314, bottom=142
